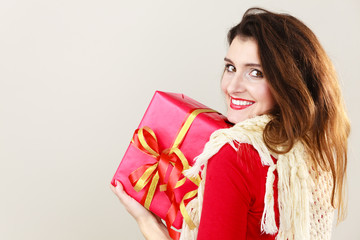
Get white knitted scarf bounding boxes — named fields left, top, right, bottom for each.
left=179, top=115, right=334, bottom=240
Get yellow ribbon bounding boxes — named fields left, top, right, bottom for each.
left=130, top=108, right=216, bottom=229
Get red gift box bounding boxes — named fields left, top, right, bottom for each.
left=111, top=91, right=230, bottom=232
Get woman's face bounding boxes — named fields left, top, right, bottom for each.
left=221, top=36, right=275, bottom=124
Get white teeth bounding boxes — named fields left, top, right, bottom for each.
left=231, top=99, right=254, bottom=106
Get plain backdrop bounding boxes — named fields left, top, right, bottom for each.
left=0, top=0, right=359, bottom=239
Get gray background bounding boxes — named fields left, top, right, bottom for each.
left=0, top=0, right=359, bottom=239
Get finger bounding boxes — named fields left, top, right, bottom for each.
left=112, top=180, right=132, bottom=202
left=110, top=181, right=123, bottom=195
left=110, top=180, right=123, bottom=197
left=110, top=182, right=117, bottom=194
left=114, top=180, right=125, bottom=194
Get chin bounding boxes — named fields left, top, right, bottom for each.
left=227, top=118, right=236, bottom=124
left=227, top=114, right=245, bottom=124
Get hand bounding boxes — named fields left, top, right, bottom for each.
left=110, top=180, right=152, bottom=221
left=110, top=180, right=171, bottom=240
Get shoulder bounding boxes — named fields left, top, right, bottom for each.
left=208, top=142, right=264, bottom=173
left=206, top=142, right=268, bottom=197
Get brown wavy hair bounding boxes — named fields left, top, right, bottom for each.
left=227, top=8, right=350, bottom=222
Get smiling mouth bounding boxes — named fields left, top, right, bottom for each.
left=230, top=97, right=255, bottom=110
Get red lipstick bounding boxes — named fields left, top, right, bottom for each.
left=230, top=97, right=255, bottom=110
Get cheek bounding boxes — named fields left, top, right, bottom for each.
left=260, top=86, right=275, bottom=109
left=220, top=77, right=228, bottom=94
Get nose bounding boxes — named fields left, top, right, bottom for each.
left=226, top=73, right=245, bottom=95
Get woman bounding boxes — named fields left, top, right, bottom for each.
left=111, top=8, right=350, bottom=240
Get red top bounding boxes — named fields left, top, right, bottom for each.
left=197, top=143, right=279, bottom=240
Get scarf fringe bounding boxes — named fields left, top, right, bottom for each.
left=276, top=146, right=312, bottom=240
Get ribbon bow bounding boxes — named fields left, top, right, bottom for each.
left=128, top=108, right=216, bottom=239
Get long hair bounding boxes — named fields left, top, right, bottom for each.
left=227, top=8, right=350, bottom=222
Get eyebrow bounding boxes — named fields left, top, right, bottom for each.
left=224, top=57, right=262, bottom=68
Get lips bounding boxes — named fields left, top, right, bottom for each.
left=230, top=96, right=255, bottom=110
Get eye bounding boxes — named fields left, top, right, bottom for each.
left=225, top=64, right=236, bottom=73
left=249, top=69, right=263, bottom=78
